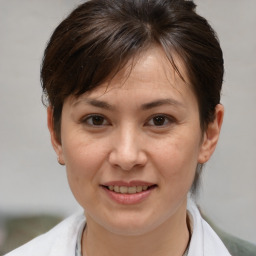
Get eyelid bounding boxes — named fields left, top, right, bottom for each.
left=145, top=114, right=176, bottom=127
left=81, top=114, right=110, bottom=126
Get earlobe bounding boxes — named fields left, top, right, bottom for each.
left=198, top=104, right=224, bottom=164
left=47, top=107, right=65, bottom=165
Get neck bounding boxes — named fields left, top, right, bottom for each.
left=82, top=201, right=190, bottom=256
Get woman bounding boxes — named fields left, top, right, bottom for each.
left=6, top=0, right=231, bottom=255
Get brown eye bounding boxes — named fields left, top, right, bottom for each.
left=84, top=115, right=109, bottom=126
left=152, top=116, right=166, bottom=126
left=91, top=116, right=104, bottom=125
left=147, top=115, right=174, bottom=127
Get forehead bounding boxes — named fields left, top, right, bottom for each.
left=69, top=47, right=195, bottom=106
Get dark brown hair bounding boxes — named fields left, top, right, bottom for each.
left=41, top=0, right=224, bottom=193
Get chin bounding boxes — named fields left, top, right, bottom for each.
left=98, top=212, right=165, bottom=237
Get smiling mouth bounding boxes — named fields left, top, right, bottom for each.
left=102, top=185, right=157, bottom=194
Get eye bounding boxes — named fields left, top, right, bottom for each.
left=82, top=114, right=109, bottom=126
left=146, top=115, right=174, bottom=127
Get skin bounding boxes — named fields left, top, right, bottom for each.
left=48, top=47, right=224, bottom=256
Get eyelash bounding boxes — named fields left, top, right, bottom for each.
left=146, top=114, right=176, bottom=127
left=81, top=114, right=110, bottom=127
left=81, top=114, right=175, bottom=128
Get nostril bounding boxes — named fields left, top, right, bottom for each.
left=108, top=148, right=147, bottom=171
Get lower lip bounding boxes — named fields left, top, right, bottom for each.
left=102, top=186, right=154, bottom=205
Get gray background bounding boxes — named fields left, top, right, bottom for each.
left=0, top=0, right=255, bottom=245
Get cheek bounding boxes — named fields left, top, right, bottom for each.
left=62, top=128, right=106, bottom=171
left=61, top=134, right=107, bottom=195
left=152, top=134, right=200, bottom=184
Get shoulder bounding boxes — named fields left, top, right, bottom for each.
left=4, top=212, right=85, bottom=256
left=203, top=211, right=256, bottom=256
left=187, top=199, right=231, bottom=256
left=201, top=219, right=231, bottom=255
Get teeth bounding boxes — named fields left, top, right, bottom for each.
left=142, top=185, right=148, bottom=191
left=114, top=185, right=120, bottom=193
left=136, top=186, right=142, bottom=192
left=120, top=186, right=128, bottom=194
left=107, top=185, right=150, bottom=194
left=128, top=186, right=136, bottom=194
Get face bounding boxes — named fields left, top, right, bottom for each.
left=49, top=47, right=223, bottom=236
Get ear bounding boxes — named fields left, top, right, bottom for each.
left=198, top=104, right=224, bottom=164
left=47, top=107, right=65, bottom=165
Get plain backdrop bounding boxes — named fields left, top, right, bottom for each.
left=0, top=0, right=255, bottom=245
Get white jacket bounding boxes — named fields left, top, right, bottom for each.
left=5, top=199, right=231, bottom=256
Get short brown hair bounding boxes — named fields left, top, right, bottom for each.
left=41, top=0, right=224, bottom=194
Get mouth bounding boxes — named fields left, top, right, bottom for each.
left=100, top=182, right=157, bottom=204
left=102, top=184, right=157, bottom=194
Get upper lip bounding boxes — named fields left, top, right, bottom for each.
left=101, top=180, right=156, bottom=187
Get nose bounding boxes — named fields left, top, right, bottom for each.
left=108, top=127, right=147, bottom=171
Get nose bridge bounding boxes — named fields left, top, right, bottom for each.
left=120, top=124, right=138, bottom=157
left=109, top=123, right=146, bottom=170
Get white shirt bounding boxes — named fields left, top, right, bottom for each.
left=4, top=199, right=231, bottom=256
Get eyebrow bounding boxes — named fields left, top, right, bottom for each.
left=73, top=98, right=184, bottom=110
left=141, top=99, right=185, bottom=110
left=73, top=98, right=114, bottom=110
